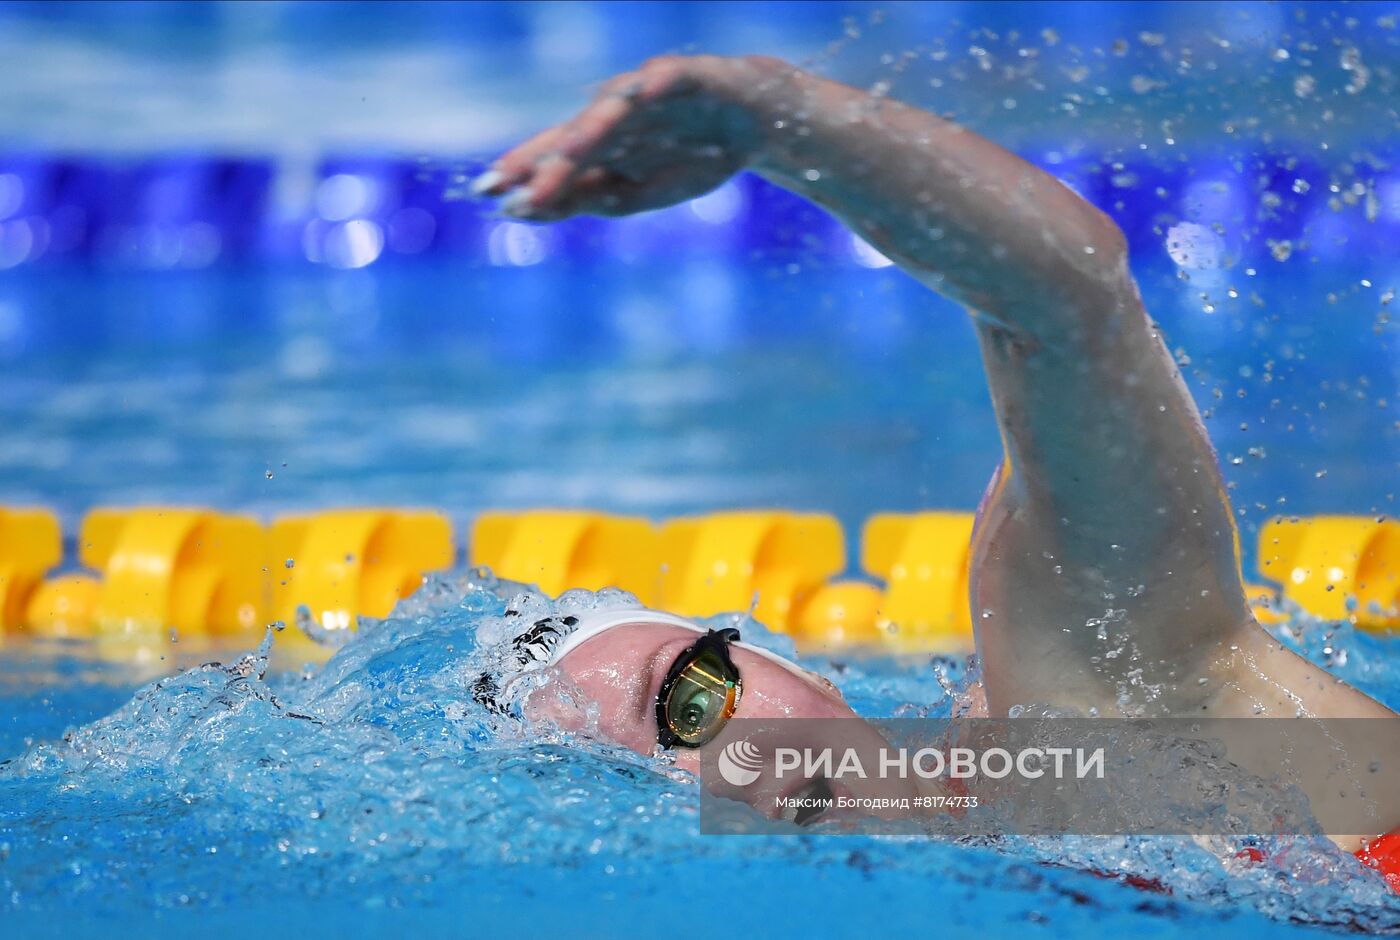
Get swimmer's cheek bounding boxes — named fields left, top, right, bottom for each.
left=732, top=658, right=859, bottom=721
left=520, top=682, right=588, bottom=732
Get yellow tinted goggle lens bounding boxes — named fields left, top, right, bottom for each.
left=663, top=646, right=740, bottom=745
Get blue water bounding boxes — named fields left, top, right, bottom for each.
left=1, top=254, right=1394, bottom=559
left=2, top=575, right=1399, bottom=940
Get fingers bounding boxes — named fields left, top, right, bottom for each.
left=521, top=153, right=577, bottom=209
left=594, top=70, right=644, bottom=101
left=504, top=164, right=623, bottom=222
left=474, top=58, right=703, bottom=202
left=493, top=103, right=624, bottom=217
left=475, top=64, right=649, bottom=198
left=474, top=125, right=569, bottom=196
left=597, top=58, right=694, bottom=106
left=529, top=178, right=645, bottom=222
left=519, top=166, right=618, bottom=221
left=633, top=55, right=701, bottom=100
left=473, top=91, right=635, bottom=209
left=557, top=93, right=634, bottom=165
left=474, top=56, right=728, bottom=222
left=526, top=163, right=716, bottom=222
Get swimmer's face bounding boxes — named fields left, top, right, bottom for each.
left=525, top=622, right=858, bottom=773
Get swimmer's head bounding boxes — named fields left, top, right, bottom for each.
left=472, top=605, right=857, bottom=772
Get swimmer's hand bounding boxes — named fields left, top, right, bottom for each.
left=474, top=55, right=777, bottom=220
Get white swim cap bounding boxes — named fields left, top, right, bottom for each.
left=471, top=605, right=809, bottom=714
left=549, top=607, right=812, bottom=674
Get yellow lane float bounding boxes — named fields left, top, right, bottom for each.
left=471, top=510, right=658, bottom=603
left=270, top=509, right=454, bottom=639
left=79, top=507, right=266, bottom=636
left=1257, top=515, right=1400, bottom=631
left=0, top=507, right=62, bottom=635
left=861, top=511, right=976, bottom=652
left=658, top=511, right=844, bottom=633
left=794, top=579, right=885, bottom=647
left=1, top=505, right=1396, bottom=655
left=24, top=574, right=102, bottom=637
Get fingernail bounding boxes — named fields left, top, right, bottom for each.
left=499, top=188, right=535, bottom=217
left=470, top=168, right=504, bottom=196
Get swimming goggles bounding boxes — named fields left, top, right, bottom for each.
left=655, top=627, right=744, bottom=749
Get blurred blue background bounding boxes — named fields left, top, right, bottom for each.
left=0, top=0, right=1395, bottom=573
left=3, top=0, right=1399, bottom=272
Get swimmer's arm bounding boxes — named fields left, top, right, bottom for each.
left=484, top=55, right=1125, bottom=334
left=482, top=57, right=1235, bottom=588
left=742, top=62, right=1132, bottom=341
left=728, top=61, right=1234, bottom=561
left=710, top=60, right=1259, bottom=670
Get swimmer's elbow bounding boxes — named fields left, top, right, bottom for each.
left=1050, top=212, right=1134, bottom=319
left=1092, top=211, right=1130, bottom=274
left=1067, top=203, right=1128, bottom=274
left=1091, top=208, right=1128, bottom=258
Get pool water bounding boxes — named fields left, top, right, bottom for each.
left=2, top=252, right=1393, bottom=544
left=1, top=246, right=1398, bottom=937
left=1, top=575, right=1398, bottom=940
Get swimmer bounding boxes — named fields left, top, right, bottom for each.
left=472, top=55, right=1400, bottom=863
